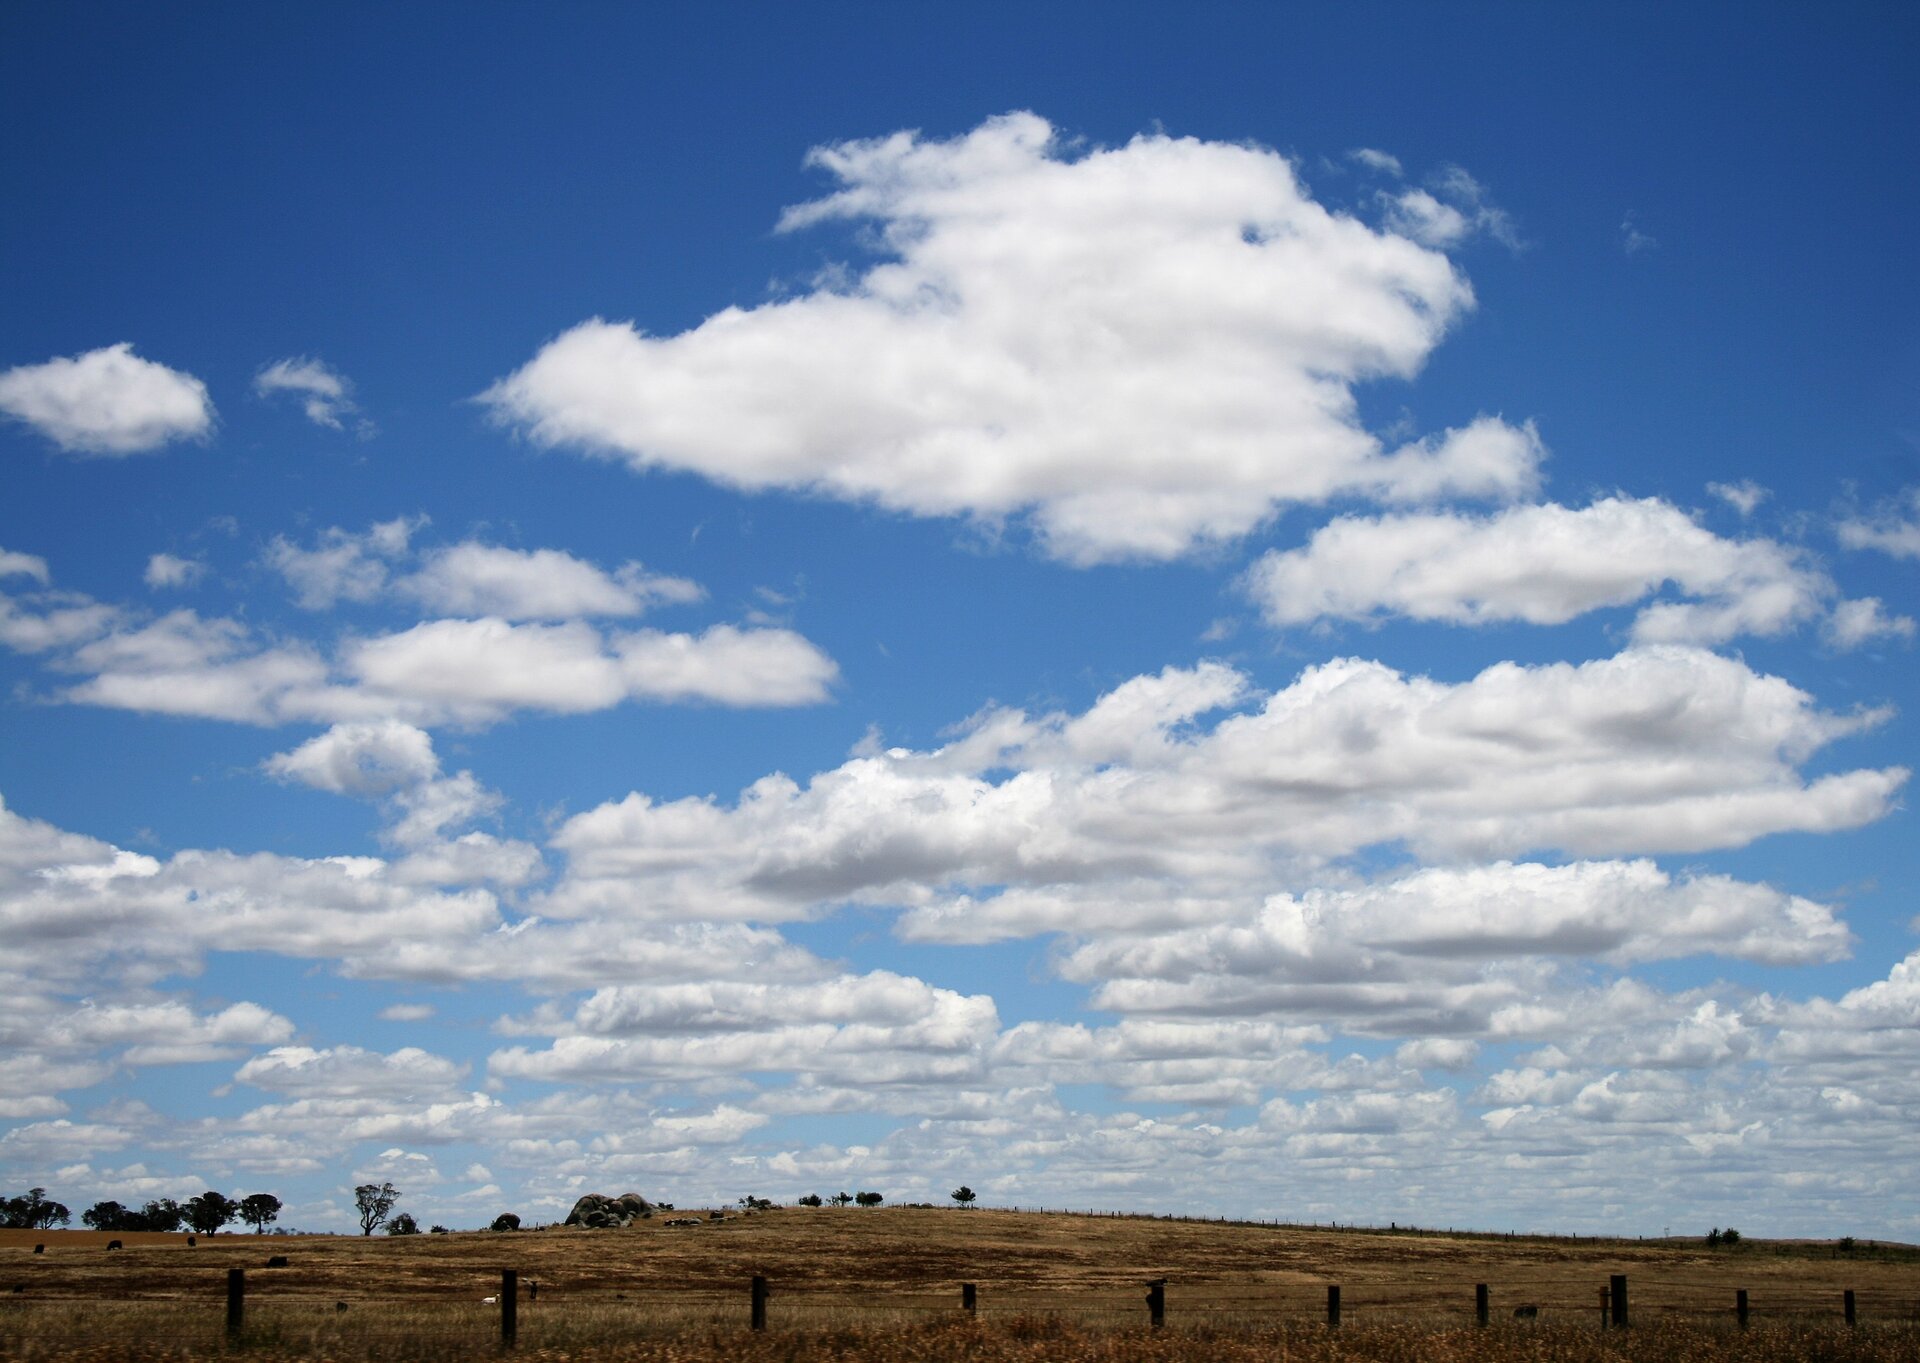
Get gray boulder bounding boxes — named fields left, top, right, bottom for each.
left=564, top=1192, right=653, bottom=1228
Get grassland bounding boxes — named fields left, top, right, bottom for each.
left=3, top=1207, right=1916, bottom=1360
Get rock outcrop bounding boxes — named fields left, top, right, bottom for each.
left=564, top=1192, right=652, bottom=1228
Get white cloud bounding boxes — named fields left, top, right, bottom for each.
left=1347, top=148, right=1404, bottom=177
left=0, top=549, right=51, bottom=584
left=50, top=1000, right=297, bottom=1066
left=1708, top=480, right=1769, bottom=516
left=266, top=719, right=443, bottom=797
left=379, top=1003, right=436, bottom=1022
left=1243, top=497, right=1869, bottom=645
left=1838, top=488, right=1920, bottom=559
left=1824, top=597, right=1915, bottom=649
left=0, top=343, right=215, bottom=454
left=143, top=553, right=206, bottom=590
left=234, top=1045, right=468, bottom=1100
left=490, top=974, right=999, bottom=1088
left=545, top=650, right=1901, bottom=935
left=1620, top=212, right=1657, bottom=255
left=266, top=517, right=421, bottom=609
left=1057, top=861, right=1850, bottom=1030
left=1384, top=167, right=1520, bottom=251
left=37, top=604, right=832, bottom=728
left=485, top=114, right=1541, bottom=563
left=254, top=356, right=365, bottom=432
left=397, top=544, right=702, bottom=620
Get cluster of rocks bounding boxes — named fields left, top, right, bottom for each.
left=564, top=1193, right=653, bottom=1228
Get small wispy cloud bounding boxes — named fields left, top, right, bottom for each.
left=255, top=356, right=372, bottom=435
left=1621, top=211, right=1658, bottom=255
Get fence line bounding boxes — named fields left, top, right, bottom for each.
left=19, top=1268, right=1908, bottom=1351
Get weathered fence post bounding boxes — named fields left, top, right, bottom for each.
left=500, top=1269, right=517, bottom=1350
left=1844, top=1289, right=1856, bottom=1326
left=1475, top=1283, right=1488, bottom=1327
left=1326, top=1284, right=1341, bottom=1328
left=1736, top=1289, right=1749, bottom=1329
left=1145, top=1278, right=1165, bottom=1328
left=1599, top=1286, right=1610, bottom=1329
left=751, top=1275, right=769, bottom=1330
left=1610, top=1274, right=1628, bottom=1329
left=226, top=1268, right=245, bottom=1339
left=961, top=1282, right=977, bottom=1315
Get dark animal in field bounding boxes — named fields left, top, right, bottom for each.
left=33, top=1245, right=43, bottom=1254
left=1513, top=1304, right=1538, bottom=1319
left=186, top=1236, right=195, bottom=1247
left=266, top=1255, right=290, bottom=1268
left=106, top=1240, right=122, bottom=1251
left=335, top=1302, right=348, bottom=1313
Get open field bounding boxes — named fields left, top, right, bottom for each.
left=4, top=1208, right=1918, bottom=1360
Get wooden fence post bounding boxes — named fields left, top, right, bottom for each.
left=1599, top=1286, right=1610, bottom=1329
left=1326, top=1284, right=1341, bottom=1328
left=1145, top=1278, right=1165, bottom=1328
left=226, top=1268, right=245, bottom=1339
left=751, top=1275, right=769, bottom=1331
left=961, top=1282, right=976, bottom=1315
left=1844, top=1289, right=1856, bottom=1326
left=1475, top=1283, right=1488, bottom=1327
left=501, top=1269, right=517, bottom=1350
left=1736, top=1289, right=1748, bottom=1329
left=1610, top=1274, right=1628, bottom=1329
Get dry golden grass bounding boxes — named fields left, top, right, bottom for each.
left=3, top=1209, right=1916, bottom=1360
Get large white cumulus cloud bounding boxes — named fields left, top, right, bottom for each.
left=545, top=650, right=1902, bottom=931
left=484, top=113, right=1542, bottom=562
left=0, top=344, right=214, bottom=454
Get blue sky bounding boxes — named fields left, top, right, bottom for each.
left=3, top=2, right=1918, bottom=1237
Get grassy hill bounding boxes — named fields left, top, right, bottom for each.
left=4, top=1207, right=1916, bottom=1360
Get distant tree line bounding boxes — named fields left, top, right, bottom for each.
left=794, top=1191, right=886, bottom=1208
left=5, top=1188, right=282, bottom=1234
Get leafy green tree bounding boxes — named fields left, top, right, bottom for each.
left=951, top=1186, right=976, bottom=1208
left=185, top=1191, right=238, bottom=1235
left=355, top=1182, right=400, bottom=1236
left=829, top=1192, right=854, bottom=1206
left=855, top=1191, right=884, bottom=1208
left=386, top=1212, right=420, bottom=1236
left=796, top=1194, right=823, bottom=1207
left=238, top=1194, right=283, bottom=1234
left=3, top=1188, right=71, bottom=1229
left=130, top=1199, right=183, bottom=1232
left=83, top=1201, right=129, bottom=1231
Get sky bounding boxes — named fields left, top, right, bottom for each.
left=3, top=3, right=1918, bottom=1238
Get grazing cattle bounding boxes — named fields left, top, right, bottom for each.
left=106, top=1241, right=122, bottom=1251
left=334, top=1302, right=348, bottom=1313
left=482, top=1295, right=497, bottom=1305
left=1513, top=1305, right=1539, bottom=1319
left=33, top=1245, right=43, bottom=1255
left=186, top=1237, right=196, bottom=1247
left=266, top=1256, right=290, bottom=1268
